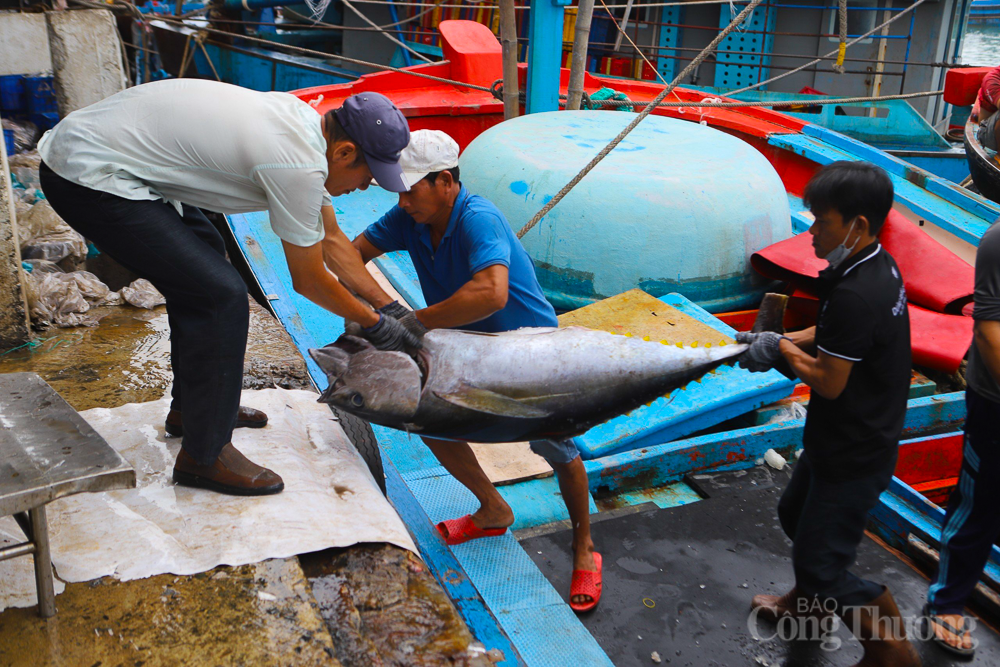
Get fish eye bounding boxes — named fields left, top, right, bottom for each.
left=350, top=393, right=364, bottom=407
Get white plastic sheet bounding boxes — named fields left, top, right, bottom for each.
left=0, top=389, right=415, bottom=611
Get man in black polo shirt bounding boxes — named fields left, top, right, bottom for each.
left=739, top=161, right=919, bottom=666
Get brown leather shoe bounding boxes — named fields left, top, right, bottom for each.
left=752, top=588, right=803, bottom=622
left=840, top=587, right=921, bottom=667
left=173, top=443, right=284, bottom=496
left=164, top=406, right=268, bottom=438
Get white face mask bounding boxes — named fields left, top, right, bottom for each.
left=824, top=218, right=859, bottom=270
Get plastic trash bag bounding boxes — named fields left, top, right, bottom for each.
left=18, top=201, right=87, bottom=263
left=25, top=270, right=113, bottom=328
left=14, top=200, right=33, bottom=245
left=8, top=149, right=42, bottom=173
left=22, top=259, right=67, bottom=276
left=8, top=150, right=42, bottom=194
left=120, top=279, right=166, bottom=309
left=2, top=119, right=39, bottom=155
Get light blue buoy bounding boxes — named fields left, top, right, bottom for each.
left=459, top=111, right=792, bottom=312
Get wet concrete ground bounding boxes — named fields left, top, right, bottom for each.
left=0, top=298, right=482, bottom=667
left=524, top=466, right=1000, bottom=667
left=0, top=560, right=341, bottom=667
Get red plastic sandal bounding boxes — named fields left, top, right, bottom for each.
left=570, top=552, right=603, bottom=613
left=436, top=515, right=508, bottom=545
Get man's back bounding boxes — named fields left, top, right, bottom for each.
left=38, top=79, right=330, bottom=246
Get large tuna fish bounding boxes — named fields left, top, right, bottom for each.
left=310, top=295, right=786, bottom=443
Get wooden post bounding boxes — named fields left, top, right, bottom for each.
left=500, top=0, right=520, bottom=119
left=567, top=0, right=595, bottom=111
left=0, top=112, right=32, bottom=351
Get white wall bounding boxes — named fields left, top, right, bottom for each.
left=0, top=12, right=53, bottom=76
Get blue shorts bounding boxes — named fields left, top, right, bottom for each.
left=528, top=437, right=581, bottom=465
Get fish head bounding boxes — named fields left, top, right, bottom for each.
left=309, top=336, right=423, bottom=425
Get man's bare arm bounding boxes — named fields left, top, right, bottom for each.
left=415, top=265, right=509, bottom=330
left=778, top=339, right=853, bottom=400
left=281, top=240, right=380, bottom=327
left=320, top=205, right=393, bottom=308
left=786, top=326, right=817, bottom=354
left=353, top=233, right=387, bottom=265
left=974, top=320, right=1000, bottom=386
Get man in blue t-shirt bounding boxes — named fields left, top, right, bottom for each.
left=352, top=130, right=602, bottom=612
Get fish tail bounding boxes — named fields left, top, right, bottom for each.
left=750, top=293, right=788, bottom=334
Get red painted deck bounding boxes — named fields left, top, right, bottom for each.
left=895, top=433, right=963, bottom=507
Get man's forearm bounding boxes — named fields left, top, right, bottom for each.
left=786, top=326, right=816, bottom=353
left=417, top=285, right=501, bottom=330
left=301, top=269, right=380, bottom=326
left=322, top=232, right=394, bottom=309
left=321, top=206, right=393, bottom=308
left=283, top=240, right=380, bottom=326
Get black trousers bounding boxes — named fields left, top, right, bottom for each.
left=40, top=162, right=248, bottom=466
left=927, top=387, right=1000, bottom=615
left=778, top=450, right=895, bottom=610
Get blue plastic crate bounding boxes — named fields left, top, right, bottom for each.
left=23, top=75, right=57, bottom=115
left=30, top=111, right=59, bottom=132
left=0, top=75, right=24, bottom=113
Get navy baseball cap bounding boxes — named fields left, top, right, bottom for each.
left=335, top=92, right=411, bottom=193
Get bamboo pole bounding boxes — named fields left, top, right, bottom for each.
left=567, top=0, right=596, bottom=110
left=500, top=0, right=520, bottom=119
left=869, top=5, right=892, bottom=117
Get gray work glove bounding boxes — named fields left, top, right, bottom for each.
left=362, top=313, right=422, bottom=352
left=378, top=300, right=410, bottom=321
left=735, top=331, right=789, bottom=373
left=397, top=311, right=429, bottom=340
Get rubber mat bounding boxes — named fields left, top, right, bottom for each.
left=752, top=211, right=973, bottom=314
left=751, top=229, right=974, bottom=374
left=782, top=289, right=972, bottom=374
left=521, top=466, right=1000, bottom=667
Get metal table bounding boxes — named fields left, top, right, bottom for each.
left=0, top=372, right=135, bottom=617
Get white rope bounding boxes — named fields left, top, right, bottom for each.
left=302, top=0, right=334, bottom=22
left=516, top=0, right=766, bottom=239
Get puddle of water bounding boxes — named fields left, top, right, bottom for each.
left=0, top=560, right=336, bottom=665
left=0, top=306, right=172, bottom=411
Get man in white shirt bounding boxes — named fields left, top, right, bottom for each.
left=38, top=80, right=418, bottom=496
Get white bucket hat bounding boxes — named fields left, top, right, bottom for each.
left=400, top=129, right=460, bottom=187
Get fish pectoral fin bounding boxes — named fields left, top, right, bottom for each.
left=432, top=386, right=551, bottom=419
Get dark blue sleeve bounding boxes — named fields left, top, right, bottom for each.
left=463, top=211, right=512, bottom=275
left=362, top=205, right=409, bottom=253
